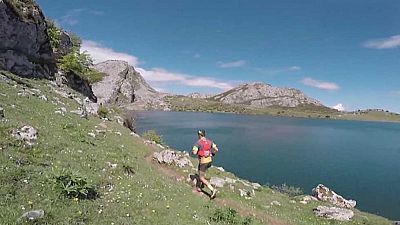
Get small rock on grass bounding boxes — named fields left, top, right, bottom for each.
left=239, top=188, right=255, bottom=199
left=270, top=201, right=281, bottom=206
left=21, top=209, right=44, bottom=220
left=210, top=177, right=225, bottom=188
left=0, top=106, right=4, bottom=118
left=12, top=125, right=38, bottom=146
left=313, top=206, right=354, bottom=221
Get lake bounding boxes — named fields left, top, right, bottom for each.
left=134, top=111, right=400, bottom=220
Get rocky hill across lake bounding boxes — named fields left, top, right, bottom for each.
left=211, top=82, right=323, bottom=108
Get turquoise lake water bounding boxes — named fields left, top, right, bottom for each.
left=135, top=111, right=400, bottom=220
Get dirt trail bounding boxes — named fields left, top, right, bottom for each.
left=144, top=152, right=292, bottom=225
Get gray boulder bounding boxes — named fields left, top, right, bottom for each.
left=210, top=177, right=226, bottom=188
left=0, top=106, right=4, bottom=118
left=239, top=188, right=255, bottom=199
left=314, top=206, right=354, bottom=221
left=12, top=125, right=38, bottom=146
left=21, top=209, right=44, bottom=220
left=312, top=184, right=356, bottom=208
left=0, top=0, right=55, bottom=78
left=153, top=149, right=193, bottom=168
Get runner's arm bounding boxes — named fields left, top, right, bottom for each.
left=192, top=145, right=199, bottom=155
left=212, top=143, right=218, bottom=153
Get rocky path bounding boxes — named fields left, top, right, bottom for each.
left=144, top=150, right=292, bottom=225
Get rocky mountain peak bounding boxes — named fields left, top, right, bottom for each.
left=92, top=60, right=168, bottom=110
left=212, top=82, right=323, bottom=108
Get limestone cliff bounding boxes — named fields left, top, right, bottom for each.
left=93, top=60, right=168, bottom=110
left=212, top=82, right=323, bottom=108
left=0, top=0, right=56, bottom=78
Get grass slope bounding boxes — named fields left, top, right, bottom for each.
left=0, top=72, right=392, bottom=225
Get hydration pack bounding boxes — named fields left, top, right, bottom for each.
left=197, top=138, right=213, bottom=157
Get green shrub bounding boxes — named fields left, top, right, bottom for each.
left=47, top=20, right=61, bottom=51
left=142, top=130, right=163, bottom=145
left=55, top=173, right=98, bottom=200
left=59, top=51, right=104, bottom=83
left=97, top=105, right=109, bottom=119
left=122, top=164, right=135, bottom=177
left=209, top=208, right=253, bottom=224
left=271, top=183, right=303, bottom=197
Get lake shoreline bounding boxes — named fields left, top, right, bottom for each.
left=135, top=110, right=400, bottom=220
left=130, top=108, right=400, bottom=124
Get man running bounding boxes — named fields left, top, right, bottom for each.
left=192, top=129, right=218, bottom=199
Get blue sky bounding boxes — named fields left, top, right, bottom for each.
left=37, top=0, right=400, bottom=112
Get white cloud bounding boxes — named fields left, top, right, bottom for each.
left=136, top=68, right=234, bottom=91
left=363, top=35, right=400, bottom=49
left=81, top=40, right=235, bottom=92
left=301, top=77, right=340, bottom=90
left=56, top=8, right=103, bottom=26
left=81, top=40, right=140, bottom=66
left=218, top=60, right=247, bottom=68
left=255, top=66, right=301, bottom=75
left=392, top=91, right=400, bottom=96
left=333, top=103, right=345, bottom=111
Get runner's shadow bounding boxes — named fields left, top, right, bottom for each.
left=189, top=174, right=211, bottom=197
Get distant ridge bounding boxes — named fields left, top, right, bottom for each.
left=211, top=82, right=323, bottom=108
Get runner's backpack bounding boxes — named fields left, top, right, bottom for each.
left=197, top=138, right=213, bottom=157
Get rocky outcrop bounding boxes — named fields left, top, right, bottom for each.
left=0, top=0, right=55, bottom=78
left=153, top=150, right=193, bottom=168
left=58, top=71, right=97, bottom=102
left=211, top=82, right=323, bottom=108
left=54, top=30, right=73, bottom=58
left=12, top=125, right=38, bottom=146
left=313, top=206, right=354, bottom=221
left=187, top=92, right=212, bottom=99
left=93, top=60, right=168, bottom=110
left=312, top=184, right=356, bottom=208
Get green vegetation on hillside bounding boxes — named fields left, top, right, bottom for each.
left=166, top=96, right=340, bottom=119
left=47, top=20, right=62, bottom=52
left=142, top=130, right=164, bottom=145
left=46, top=21, right=104, bottom=84
left=59, top=51, right=104, bottom=84
left=166, top=96, right=400, bottom=122
left=0, top=71, right=392, bottom=224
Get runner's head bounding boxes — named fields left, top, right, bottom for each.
left=197, top=129, right=206, bottom=138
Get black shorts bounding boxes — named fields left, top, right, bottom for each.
left=198, top=162, right=212, bottom=172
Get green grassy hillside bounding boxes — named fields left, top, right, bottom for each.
left=0, top=72, right=392, bottom=224
left=166, top=96, right=400, bottom=122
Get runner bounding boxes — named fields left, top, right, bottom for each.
left=192, top=129, right=219, bottom=199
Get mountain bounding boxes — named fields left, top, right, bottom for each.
left=0, top=0, right=56, bottom=78
left=211, top=82, right=323, bottom=108
left=93, top=60, right=169, bottom=110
